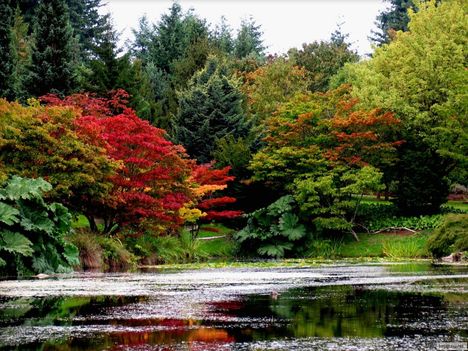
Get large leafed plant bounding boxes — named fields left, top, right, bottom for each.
left=0, top=176, right=79, bottom=276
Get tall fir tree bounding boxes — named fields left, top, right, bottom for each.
left=27, top=0, right=77, bottom=97
left=84, top=20, right=121, bottom=94
left=234, top=17, right=265, bottom=59
left=0, top=1, right=15, bottom=100
left=173, top=56, right=249, bottom=163
left=67, top=0, right=110, bottom=60
left=370, top=0, right=416, bottom=46
left=131, top=3, right=212, bottom=127
left=10, top=7, right=32, bottom=100
left=212, top=16, right=234, bottom=55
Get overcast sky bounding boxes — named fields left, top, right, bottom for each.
left=103, top=0, right=389, bottom=57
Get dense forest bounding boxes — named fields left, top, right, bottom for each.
left=0, top=0, right=466, bottom=276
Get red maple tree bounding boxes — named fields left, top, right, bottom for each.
left=191, top=163, right=242, bottom=221
left=43, top=91, right=194, bottom=233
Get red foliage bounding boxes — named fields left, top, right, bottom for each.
left=192, top=163, right=242, bottom=221
left=328, top=105, right=403, bottom=167
left=204, top=210, right=242, bottom=221
left=198, top=196, right=237, bottom=210
left=43, top=91, right=194, bottom=232
left=191, top=163, right=235, bottom=186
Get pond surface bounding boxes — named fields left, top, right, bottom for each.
left=0, top=262, right=467, bottom=350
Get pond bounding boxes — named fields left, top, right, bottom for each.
left=0, top=262, right=467, bottom=350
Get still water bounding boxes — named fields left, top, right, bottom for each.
left=0, top=262, right=466, bottom=350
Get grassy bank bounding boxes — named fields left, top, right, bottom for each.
left=331, top=232, right=430, bottom=259
left=68, top=205, right=466, bottom=270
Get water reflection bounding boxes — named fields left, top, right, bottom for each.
left=0, top=264, right=467, bottom=350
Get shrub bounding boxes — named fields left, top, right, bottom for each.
left=234, top=195, right=307, bottom=258
left=356, top=202, right=399, bottom=224
left=366, top=214, right=444, bottom=232
left=441, top=205, right=468, bottom=214
left=427, top=214, right=468, bottom=258
left=126, top=231, right=209, bottom=265
left=97, top=236, right=136, bottom=270
left=0, top=176, right=79, bottom=276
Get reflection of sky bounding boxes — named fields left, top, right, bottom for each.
left=102, top=0, right=388, bottom=57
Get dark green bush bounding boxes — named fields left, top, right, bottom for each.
left=356, top=202, right=399, bottom=223
left=427, top=214, right=468, bottom=258
left=440, top=205, right=468, bottom=214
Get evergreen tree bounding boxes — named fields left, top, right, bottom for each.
left=370, top=0, right=416, bottom=46
left=212, top=16, right=234, bottom=55
left=173, top=56, right=249, bottom=163
left=67, top=0, right=110, bottom=60
left=171, top=12, right=211, bottom=90
left=0, top=1, right=15, bottom=99
left=131, top=3, right=212, bottom=127
left=84, top=21, right=121, bottom=94
left=27, top=0, right=77, bottom=97
left=150, top=2, right=186, bottom=73
left=12, top=0, right=38, bottom=27
left=234, top=17, right=265, bottom=59
left=10, top=7, right=32, bottom=100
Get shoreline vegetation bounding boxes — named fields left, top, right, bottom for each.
left=65, top=205, right=467, bottom=274
left=0, top=0, right=467, bottom=277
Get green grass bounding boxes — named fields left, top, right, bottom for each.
left=71, top=214, right=89, bottom=229
left=197, top=223, right=237, bottom=258
left=335, top=232, right=430, bottom=258
left=446, top=200, right=468, bottom=212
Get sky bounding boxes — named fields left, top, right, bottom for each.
left=103, top=0, right=389, bottom=57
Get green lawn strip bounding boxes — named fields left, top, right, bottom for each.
left=446, top=200, right=468, bottom=212
left=336, top=232, right=430, bottom=258
left=197, top=223, right=236, bottom=257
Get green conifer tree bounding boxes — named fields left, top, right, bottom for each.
left=234, top=17, right=265, bottom=59
left=0, top=1, right=15, bottom=99
left=370, top=0, right=416, bottom=46
left=173, top=56, right=249, bottom=163
left=27, top=0, right=77, bottom=97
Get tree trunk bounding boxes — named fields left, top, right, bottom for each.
left=86, top=215, right=98, bottom=232
left=350, top=229, right=360, bottom=242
